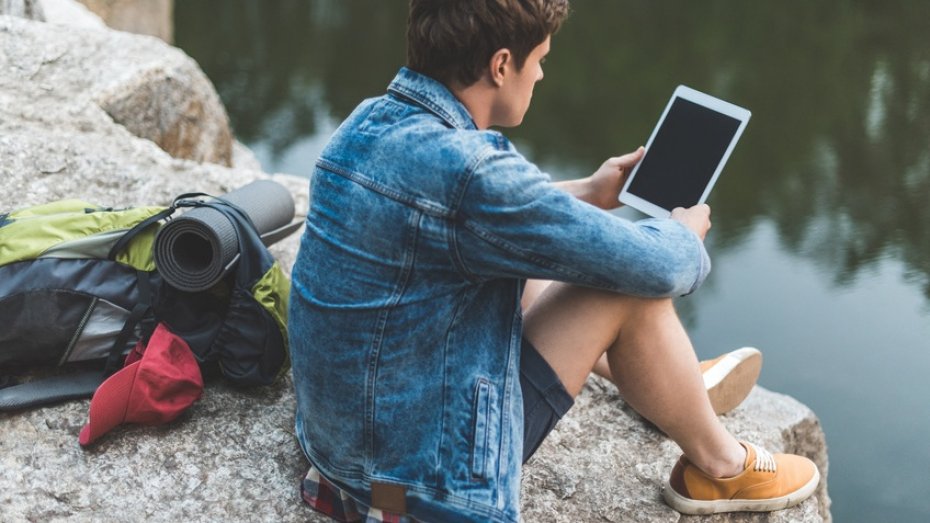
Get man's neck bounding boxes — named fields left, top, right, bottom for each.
left=449, top=80, right=495, bottom=130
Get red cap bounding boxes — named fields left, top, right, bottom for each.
left=79, top=322, right=203, bottom=447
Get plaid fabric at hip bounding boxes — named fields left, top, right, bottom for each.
left=301, top=465, right=416, bottom=523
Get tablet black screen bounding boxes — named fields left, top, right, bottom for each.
left=627, top=98, right=741, bottom=211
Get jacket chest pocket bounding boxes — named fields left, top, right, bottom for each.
left=471, top=378, right=493, bottom=480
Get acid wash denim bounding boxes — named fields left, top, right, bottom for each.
left=289, top=67, right=710, bottom=523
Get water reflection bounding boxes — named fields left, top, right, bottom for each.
left=177, top=0, right=930, bottom=304
left=175, top=1, right=930, bottom=520
left=176, top=1, right=406, bottom=156
left=520, top=1, right=930, bottom=305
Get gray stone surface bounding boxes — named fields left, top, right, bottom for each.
left=0, top=378, right=831, bottom=523
left=520, top=379, right=831, bottom=523
left=0, top=14, right=231, bottom=166
left=0, top=10, right=830, bottom=523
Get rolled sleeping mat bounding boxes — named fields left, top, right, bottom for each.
left=154, top=179, right=297, bottom=292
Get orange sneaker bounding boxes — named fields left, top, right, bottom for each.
left=700, top=347, right=762, bottom=415
left=663, top=441, right=820, bottom=514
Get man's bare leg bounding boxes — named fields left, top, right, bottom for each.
left=526, top=279, right=760, bottom=415
left=592, top=354, right=612, bottom=381
left=522, top=280, right=745, bottom=478
left=529, top=280, right=745, bottom=387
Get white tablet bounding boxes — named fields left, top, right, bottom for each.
left=618, top=85, right=751, bottom=218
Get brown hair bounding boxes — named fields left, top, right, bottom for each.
left=407, top=0, right=570, bottom=87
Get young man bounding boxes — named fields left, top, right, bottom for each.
left=289, top=1, right=819, bottom=521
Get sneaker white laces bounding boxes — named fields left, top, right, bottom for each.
left=747, top=442, right=777, bottom=473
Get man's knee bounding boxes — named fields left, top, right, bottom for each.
left=526, top=282, right=675, bottom=325
left=613, top=294, right=678, bottom=330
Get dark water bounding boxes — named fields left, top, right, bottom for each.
left=176, top=2, right=930, bottom=521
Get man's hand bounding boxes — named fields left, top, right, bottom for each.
left=585, top=146, right=645, bottom=210
left=670, top=204, right=712, bottom=241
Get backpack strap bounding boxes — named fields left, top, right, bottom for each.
left=0, top=370, right=105, bottom=411
left=106, top=205, right=177, bottom=261
left=98, top=203, right=180, bottom=372
left=103, top=269, right=155, bottom=374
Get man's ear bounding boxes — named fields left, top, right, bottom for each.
left=488, top=49, right=512, bottom=87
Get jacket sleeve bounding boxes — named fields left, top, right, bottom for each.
left=451, top=145, right=711, bottom=297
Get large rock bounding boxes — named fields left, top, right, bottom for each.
left=520, top=379, right=830, bottom=523
left=0, top=376, right=830, bottom=523
left=0, top=13, right=231, bottom=166
left=75, top=0, right=173, bottom=42
left=0, top=13, right=830, bottom=523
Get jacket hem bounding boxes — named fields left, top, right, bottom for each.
left=304, top=449, right=519, bottom=523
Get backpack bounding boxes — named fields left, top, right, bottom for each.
left=0, top=192, right=292, bottom=411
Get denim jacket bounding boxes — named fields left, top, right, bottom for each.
left=289, top=67, right=710, bottom=523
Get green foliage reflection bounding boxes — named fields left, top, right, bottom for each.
left=176, top=0, right=930, bottom=300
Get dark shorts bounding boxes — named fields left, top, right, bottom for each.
left=520, top=337, right=574, bottom=463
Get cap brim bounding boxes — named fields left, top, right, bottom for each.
left=78, top=361, right=142, bottom=447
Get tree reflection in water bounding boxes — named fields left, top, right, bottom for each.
left=176, top=0, right=930, bottom=300
left=174, top=3, right=930, bottom=521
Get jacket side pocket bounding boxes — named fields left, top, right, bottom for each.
left=471, top=378, right=491, bottom=479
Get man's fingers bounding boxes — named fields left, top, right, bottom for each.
left=670, top=204, right=712, bottom=240
left=610, top=146, right=645, bottom=170
left=677, top=204, right=711, bottom=215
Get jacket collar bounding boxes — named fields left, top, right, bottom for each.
left=387, top=67, right=477, bottom=131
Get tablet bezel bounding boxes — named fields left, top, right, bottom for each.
left=618, top=85, right=751, bottom=218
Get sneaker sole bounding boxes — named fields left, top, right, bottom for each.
left=703, top=347, right=762, bottom=415
left=662, top=466, right=821, bottom=514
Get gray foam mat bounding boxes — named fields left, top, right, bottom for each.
left=154, top=180, right=295, bottom=292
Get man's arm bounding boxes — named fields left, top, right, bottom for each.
left=455, top=145, right=711, bottom=297
left=554, top=146, right=711, bottom=240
